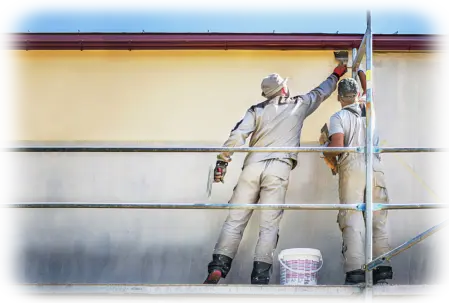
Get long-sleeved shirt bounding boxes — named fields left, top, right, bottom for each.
left=218, top=73, right=339, bottom=169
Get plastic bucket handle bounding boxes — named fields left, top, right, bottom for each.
left=278, top=255, right=323, bottom=275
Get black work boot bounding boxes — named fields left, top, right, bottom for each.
left=251, top=261, right=272, bottom=285
left=373, top=266, right=393, bottom=285
left=203, top=254, right=233, bottom=284
left=344, top=269, right=365, bottom=285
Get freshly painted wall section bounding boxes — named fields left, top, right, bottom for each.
left=0, top=51, right=338, bottom=142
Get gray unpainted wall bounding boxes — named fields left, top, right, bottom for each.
left=0, top=54, right=449, bottom=284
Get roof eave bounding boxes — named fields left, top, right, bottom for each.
left=8, top=33, right=442, bottom=51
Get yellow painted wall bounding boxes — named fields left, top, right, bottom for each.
left=14, top=50, right=344, bottom=143
left=13, top=50, right=446, bottom=285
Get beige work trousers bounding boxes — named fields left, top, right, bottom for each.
left=338, top=156, right=391, bottom=272
left=213, top=159, right=291, bottom=264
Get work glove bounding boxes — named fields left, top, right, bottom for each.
left=333, top=64, right=348, bottom=78
left=319, top=132, right=329, bottom=146
left=214, top=160, right=228, bottom=183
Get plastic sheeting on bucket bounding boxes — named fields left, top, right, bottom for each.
left=278, top=248, right=323, bottom=285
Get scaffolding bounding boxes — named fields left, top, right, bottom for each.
left=6, top=10, right=449, bottom=298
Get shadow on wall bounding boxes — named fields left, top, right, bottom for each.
left=13, top=208, right=445, bottom=286
left=15, top=242, right=211, bottom=284
left=13, top=217, right=342, bottom=285
left=11, top=144, right=447, bottom=285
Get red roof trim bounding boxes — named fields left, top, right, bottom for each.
left=8, top=33, right=441, bottom=51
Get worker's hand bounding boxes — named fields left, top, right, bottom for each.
left=214, top=160, right=228, bottom=183
left=333, top=64, right=348, bottom=78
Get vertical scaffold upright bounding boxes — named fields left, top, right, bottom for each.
left=351, top=11, right=378, bottom=298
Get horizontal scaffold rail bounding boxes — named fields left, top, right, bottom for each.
left=4, top=203, right=362, bottom=210
left=374, top=203, right=448, bottom=210
left=5, top=202, right=448, bottom=210
left=377, top=147, right=448, bottom=153
left=5, top=146, right=449, bottom=153
left=6, top=146, right=358, bottom=153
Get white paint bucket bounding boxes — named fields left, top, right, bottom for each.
left=278, top=248, right=323, bottom=285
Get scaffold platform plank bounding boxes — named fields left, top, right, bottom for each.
left=0, top=284, right=449, bottom=303
left=373, top=284, right=449, bottom=303
left=0, top=284, right=360, bottom=303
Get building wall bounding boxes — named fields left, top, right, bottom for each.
left=14, top=50, right=346, bottom=142
left=11, top=49, right=447, bottom=285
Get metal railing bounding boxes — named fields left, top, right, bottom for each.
left=5, top=10, right=448, bottom=299
left=7, top=146, right=447, bottom=153
left=6, top=202, right=448, bottom=210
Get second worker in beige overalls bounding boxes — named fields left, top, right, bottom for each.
left=324, top=77, right=393, bottom=285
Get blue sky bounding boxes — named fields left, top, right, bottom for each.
left=15, top=9, right=436, bottom=34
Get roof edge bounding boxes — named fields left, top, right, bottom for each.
left=8, top=33, right=442, bottom=51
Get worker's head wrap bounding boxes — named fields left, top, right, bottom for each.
left=338, top=78, right=359, bottom=103
left=261, top=73, right=289, bottom=98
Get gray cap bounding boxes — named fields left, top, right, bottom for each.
left=338, top=78, right=359, bottom=101
left=261, top=73, right=288, bottom=98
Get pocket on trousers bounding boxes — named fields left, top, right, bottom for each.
left=271, top=160, right=292, bottom=181
left=337, top=210, right=346, bottom=231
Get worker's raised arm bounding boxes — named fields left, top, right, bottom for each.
left=301, top=64, right=347, bottom=117
left=218, top=107, right=256, bottom=162
left=357, top=69, right=367, bottom=96
left=357, top=69, right=367, bottom=116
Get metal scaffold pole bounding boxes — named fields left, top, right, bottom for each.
left=4, top=202, right=448, bottom=210
left=364, top=10, right=375, bottom=301
left=6, top=146, right=359, bottom=153
left=364, top=220, right=449, bottom=272
left=7, top=146, right=446, bottom=153
left=5, top=202, right=363, bottom=210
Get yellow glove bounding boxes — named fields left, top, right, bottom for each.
left=319, top=132, right=328, bottom=146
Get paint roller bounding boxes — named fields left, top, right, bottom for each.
left=334, top=50, right=349, bottom=66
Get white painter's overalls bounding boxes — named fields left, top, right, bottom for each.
left=329, top=103, right=391, bottom=272
left=214, top=74, right=339, bottom=264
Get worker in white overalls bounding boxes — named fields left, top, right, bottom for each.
left=324, top=77, right=393, bottom=285
left=203, top=64, right=348, bottom=284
